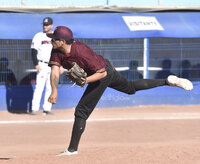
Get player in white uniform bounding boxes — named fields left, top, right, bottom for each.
left=30, top=17, right=54, bottom=115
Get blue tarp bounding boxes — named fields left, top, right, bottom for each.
left=0, top=12, right=200, bottom=39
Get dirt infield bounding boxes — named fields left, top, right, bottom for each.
left=0, top=105, right=200, bottom=164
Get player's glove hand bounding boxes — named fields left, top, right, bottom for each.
left=66, top=62, right=87, bottom=87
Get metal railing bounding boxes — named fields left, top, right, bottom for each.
left=0, top=0, right=199, bottom=6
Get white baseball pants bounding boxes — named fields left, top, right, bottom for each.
left=31, top=62, right=52, bottom=112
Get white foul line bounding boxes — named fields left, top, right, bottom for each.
left=0, top=113, right=200, bottom=124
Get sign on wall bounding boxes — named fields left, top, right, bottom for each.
left=122, top=16, right=164, bottom=31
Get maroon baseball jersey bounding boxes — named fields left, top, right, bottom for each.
left=49, top=41, right=106, bottom=76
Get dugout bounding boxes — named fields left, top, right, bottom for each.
left=0, top=12, right=200, bottom=112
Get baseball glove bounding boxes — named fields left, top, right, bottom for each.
left=66, top=62, right=87, bottom=87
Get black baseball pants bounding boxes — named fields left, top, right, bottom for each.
left=75, top=59, right=167, bottom=120
left=68, top=59, right=167, bottom=152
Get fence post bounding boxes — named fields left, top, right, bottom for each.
left=21, top=0, right=25, bottom=5
left=143, top=38, right=149, bottom=79
left=106, top=0, right=109, bottom=5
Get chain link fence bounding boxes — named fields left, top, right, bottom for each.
left=0, top=37, right=200, bottom=86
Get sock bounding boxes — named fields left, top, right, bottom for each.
left=68, top=117, right=86, bottom=152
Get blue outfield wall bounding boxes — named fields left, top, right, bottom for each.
left=1, top=12, right=200, bottom=39
left=0, top=82, right=199, bottom=113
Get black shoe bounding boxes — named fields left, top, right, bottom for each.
left=29, top=111, right=37, bottom=115
left=43, top=111, right=53, bottom=115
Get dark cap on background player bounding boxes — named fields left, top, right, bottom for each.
left=43, top=17, right=53, bottom=26
left=47, top=26, right=73, bottom=41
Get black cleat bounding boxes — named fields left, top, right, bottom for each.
left=43, top=111, right=53, bottom=115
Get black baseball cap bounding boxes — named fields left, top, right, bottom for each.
left=47, top=26, right=73, bottom=41
left=43, top=17, right=53, bottom=26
